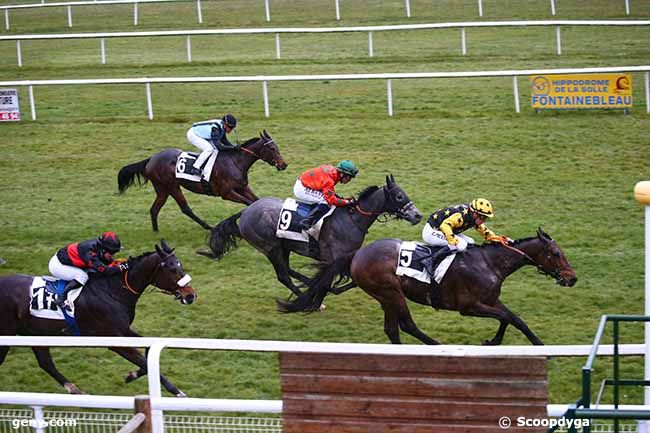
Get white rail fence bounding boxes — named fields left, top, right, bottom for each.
left=0, top=0, right=636, bottom=29
left=0, top=336, right=647, bottom=433
left=1, top=0, right=201, bottom=30
left=0, top=66, right=648, bottom=120
left=2, top=20, right=649, bottom=67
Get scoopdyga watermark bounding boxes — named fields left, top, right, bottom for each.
left=12, top=417, right=77, bottom=429
left=499, top=416, right=590, bottom=430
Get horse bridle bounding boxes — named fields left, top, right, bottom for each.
left=497, top=240, right=563, bottom=282
left=239, top=138, right=281, bottom=167
left=354, top=186, right=415, bottom=220
left=122, top=251, right=192, bottom=298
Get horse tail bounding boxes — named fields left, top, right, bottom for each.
left=203, top=212, right=242, bottom=259
left=277, top=251, right=356, bottom=314
left=118, top=158, right=150, bottom=193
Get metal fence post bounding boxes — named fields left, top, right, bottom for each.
left=368, top=32, right=373, bottom=57
left=625, top=0, right=630, bottom=15
left=405, top=0, right=410, bottom=18
left=550, top=0, right=556, bottom=15
left=145, top=82, right=153, bottom=120
left=555, top=26, right=562, bottom=55
left=264, top=0, right=270, bottom=22
left=100, top=38, right=106, bottom=64
left=460, top=28, right=467, bottom=55
left=186, top=35, right=192, bottom=62
left=66, top=5, right=72, bottom=27
left=134, top=2, right=138, bottom=26
left=645, top=72, right=649, bottom=114
left=334, top=0, right=340, bottom=20
left=275, top=33, right=281, bottom=59
left=4, top=9, right=9, bottom=30
left=196, top=0, right=202, bottom=24
left=477, top=0, right=483, bottom=17
left=512, top=76, right=520, bottom=113
left=16, top=40, right=22, bottom=67
left=387, top=79, right=393, bottom=116
left=31, top=406, right=45, bottom=433
left=147, top=342, right=166, bottom=433
left=262, top=80, right=269, bottom=117
left=28, top=85, right=36, bottom=120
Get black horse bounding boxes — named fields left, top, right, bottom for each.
left=278, top=228, right=577, bottom=345
left=205, top=175, right=422, bottom=295
left=0, top=240, right=196, bottom=396
left=118, top=131, right=288, bottom=231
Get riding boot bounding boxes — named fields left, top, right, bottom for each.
left=53, top=280, right=83, bottom=311
left=421, top=246, right=453, bottom=276
left=300, top=204, right=331, bottom=231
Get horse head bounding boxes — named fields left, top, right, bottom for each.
left=244, top=130, right=287, bottom=171
left=153, top=239, right=197, bottom=304
left=382, top=174, right=422, bottom=224
left=527, top=228, right=577, bottom=287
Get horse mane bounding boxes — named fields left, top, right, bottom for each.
left=126, top=251, right=156, bottom=266
left=241, top=137, right=260, bottom=147
left=357, top=185, right=379, bottom=200
left=475, top=236, right=537, bottom=249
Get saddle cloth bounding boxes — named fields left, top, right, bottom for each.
left=275, top=198, right=335, bottom=242
left=175, top=151, right=218, bottom=181
left=29, top=276, right=81, bottom=320
left=395, top=241, right=456, bottom=284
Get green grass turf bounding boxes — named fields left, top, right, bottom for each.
left=0, top=0, right=649, bottom=409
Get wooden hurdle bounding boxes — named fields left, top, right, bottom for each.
left=280, top=352, right=547, bottom=433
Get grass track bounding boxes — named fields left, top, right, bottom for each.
left=0, top=0, right=649, bottom=408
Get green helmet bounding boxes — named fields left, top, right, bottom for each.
left=336, top=160, right=359, bottom=177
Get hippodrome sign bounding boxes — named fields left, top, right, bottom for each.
left=530, top=74, right=632, bottom=110
left=0, top=88, right=20, bottom=121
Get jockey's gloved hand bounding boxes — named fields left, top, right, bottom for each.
left=346, top=198, right=358, bottom=207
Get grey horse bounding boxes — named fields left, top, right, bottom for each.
left=204, top=175, right=422, bottom=295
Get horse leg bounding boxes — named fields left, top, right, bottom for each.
left=221, top=189, right=256, bottom=206
left=461, top=302, right=544, bottom=346
left=496, top=302, right=544, bottom=345
left=169, top=187, right=212, bottom=230
left=0, top=346, right=10, bottom=365
left=31, top=347, right=84, bottom=394
left=150, top=185, right=170, bottom=232
left=383, top=307, right=401, bottom=344
left=109, top=346, right=186, bottom=397
left=484, top=320, right=509, bottom=346
left=267, top=248, right=302, bottom=296
left=238, top=185, right=259, bottom=203
left=392, top=297, right=440, bottom=345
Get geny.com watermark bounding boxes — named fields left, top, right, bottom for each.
left=499, top=416, right=590, bottom=429
left=12, top=418, right=77, bottom=429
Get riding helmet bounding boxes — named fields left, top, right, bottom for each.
left=222, top=114, right=237, bottom=129
left=336, top=160, right=359, bottom=178
left=98, top=232, right=122, bottom=254
left=469, top=198, right=494, bottom=218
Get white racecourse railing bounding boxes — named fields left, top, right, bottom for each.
left=0, top=0, right=636, bottom=28
left=0, top=65, right=648, bottom=120
left=0, top=0, right=202, bottom=30
left=0, top=336, right=646, bottom=433
left=2, top=20, right=649, bottom=67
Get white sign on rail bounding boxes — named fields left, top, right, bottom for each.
left=0, top=88, right=20, bottom=121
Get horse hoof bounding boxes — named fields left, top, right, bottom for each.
left=175, top=391, right=188, bottom=398
left=64, top=383, right=85, bottom=394
left=318, top=303, right=327, bottom=312
left=125, top=371, right=139, bottom=383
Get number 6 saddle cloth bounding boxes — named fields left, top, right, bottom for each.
left=396, top=241, right=456, bottom=285
left=275, top=198, right=335, bottom=242
left=175, top=151, right=218, bottom=182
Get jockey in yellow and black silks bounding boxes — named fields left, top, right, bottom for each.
left=421, top=198, right=509, bottom=274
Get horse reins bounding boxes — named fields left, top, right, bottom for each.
left=239, top=139, right=278, bottom=165
left=122, top=271, right=139, bottom=295
left=493, top=238, right=558, bottom=279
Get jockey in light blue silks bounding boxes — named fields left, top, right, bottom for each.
left=186, top=114, right=239, bottom=181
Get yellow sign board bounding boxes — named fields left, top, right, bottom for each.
left=530, top=74, right=632, bottom=109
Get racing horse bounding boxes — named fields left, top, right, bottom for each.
left=278, top=228, right=577, bottom=345
left=204, top=175, right=423, bottom=295
left=0, top=240, right=196, bottom=396
left=118, top=131, right=288, bottom=231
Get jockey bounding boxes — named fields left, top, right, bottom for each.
left=48, top=232, right=123, bottom=310
left=186, top=114, right=238, bottom=181
left=293, top=160, right=359, bottom=231
left=421, top=198, right=508, bottom=274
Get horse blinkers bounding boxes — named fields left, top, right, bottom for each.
left=535, top=230, right=577, bottom=287
left=259, top=131, right=287, bottom=171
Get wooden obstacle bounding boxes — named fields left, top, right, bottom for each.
left=280, top=352, right=547, bottom=433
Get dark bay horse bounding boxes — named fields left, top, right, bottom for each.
left=118, top=131, right=288, bottom=231
left=205, top=175, right=423, bottom=295
left=278, top=228, right=577, bottom=345
left=0, top=240, right=197, bottom=396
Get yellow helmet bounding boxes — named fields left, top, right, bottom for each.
left=469, top=198, right=494, bottom=218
